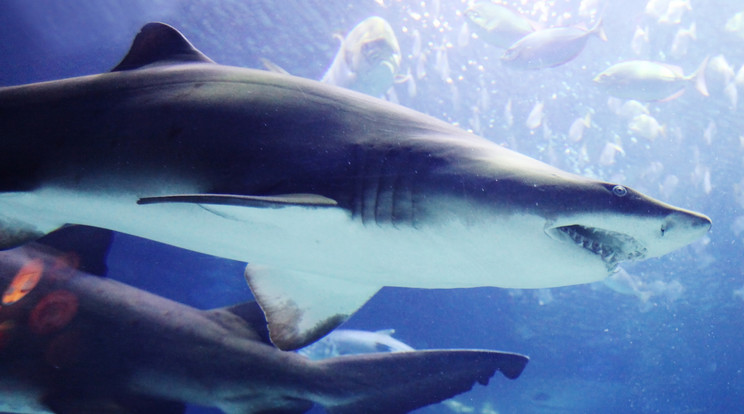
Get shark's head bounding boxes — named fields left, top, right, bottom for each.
left=539, top=180, right=711, bottom=272
left=427, top=144, right=712, bottom=288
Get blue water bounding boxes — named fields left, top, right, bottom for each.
left=1, top=0, right=742, bottom=412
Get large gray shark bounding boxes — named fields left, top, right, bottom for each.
left=0, top=23, right=711, bottom=350
left=0, top=242, right=528, bottom=414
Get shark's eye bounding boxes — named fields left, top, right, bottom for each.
left=612, top=185, right=628, bottom=197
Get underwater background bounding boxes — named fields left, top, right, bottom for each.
left=0, top=0, right=741, bottom=412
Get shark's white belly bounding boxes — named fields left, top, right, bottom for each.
left=1, top=187, right=608, bottom=289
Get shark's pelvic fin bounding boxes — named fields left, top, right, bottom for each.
left=111, top=22, right=214, bottom=72
left=138, top=193, right=338, bottom=209
left=244, top=264, right=380, bottom=350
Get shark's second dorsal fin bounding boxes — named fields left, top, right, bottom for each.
left=111, top=22, right=214, bottom=72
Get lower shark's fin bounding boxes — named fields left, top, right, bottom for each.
left=137, top=193, right=338, bottom=208
left=318, top=349, right=529, bottom=414
left=244, top=264, right=380, bottom=350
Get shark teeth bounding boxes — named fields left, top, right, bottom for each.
left=555, top=225, right=647, bottom=270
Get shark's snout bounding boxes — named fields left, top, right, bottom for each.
left=662, top=210, right=712, bottom=241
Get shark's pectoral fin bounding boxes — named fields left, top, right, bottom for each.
left=244, top=264, right=380, bottom=351
left=138, top=193, right=338, bottom=208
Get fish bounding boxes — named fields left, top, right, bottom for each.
left=0, top=241, right=529, bottom=414
left=525, top=100, right=545, bottom=129
left=501, top=19, right=607, bottom=70
left=568, top=112, right=592, bottom=142
left=705, top=54, right=735, bottom=95
left=594, top=58, right=709, bottom=101
left=320, top=16, right=402, bottom=97
left=644, top=0, right=673, bottom=19
left=628, top=114, right=666, bottom=141
left=601, top=267, right=653, bottom=302
left=656, top=0, right=692, bottom=25
left=669, top=22, right=696, bottom=59
left=0, top=23, right=711, bottom=350
left=725, top=11, right=744, bottom=39
left=578, top=0, right=602, bottom=19
left=631, top=25, right=650, bottom=56
left=464, top=1, right=535, bottom=49
left=298, top=328, right=414, bottom=360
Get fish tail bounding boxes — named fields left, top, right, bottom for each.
left=690, top=56, right=709, bottom=97
left=317, top=349, right=528, bottom=414
left=590, top=17, right=608, bottom=42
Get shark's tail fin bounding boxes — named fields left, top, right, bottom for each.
left=315, top=349, right=528, bottom=414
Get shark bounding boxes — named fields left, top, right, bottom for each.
left=0, top=22, right=711, bottom=350
left=0, top=241, right=528, bottom=414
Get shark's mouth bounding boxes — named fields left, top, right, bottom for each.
left=550, top=225, right=647, bottom=270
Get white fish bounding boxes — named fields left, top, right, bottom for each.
left=659, top=174, right=679, bottom=200
left=598, top=142, right=625, bottom=166
left=602, top=268, right=653, bottom=302
left=611, top=99, right=650, bottom=119
left=724, top=81, right=738, bottom=110
left=464, top=1, right=535, bottom=49
left=725, top=11, right=744, bottom=39
left=736, top=65, right=744, bottom=88
left=298, top=329, right=415, bottom=360
left=594, top=58, right=709, bottom=101
left=321, top=16, right=402, bottom=97
left=703, top=120, right=716, bottom=145
left=669, top=22, right=696, bottom=59
left=525, top=100, right=544, bottom=129
left=504, top=98, right=514, bottom=127
left=644, top=0, right=672, bottom=19
left=568, top=112, right=592, bottom=142
left=706, top=54, right=735, bottom=95
left=628, top=114, right=666, bottom=140
left=733, top=285, right=744, bottom=301
left=657, top=0, right=692, bottom=25
left=579, top=0, right=602, bottom=18
left=631, top=25, right=650, bottom=56
left=502, top=19, right=607, bottom=70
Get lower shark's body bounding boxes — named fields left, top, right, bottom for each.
left=0, top=23, right=711, bottom=350
left=0, top=242, right=528, bottom=414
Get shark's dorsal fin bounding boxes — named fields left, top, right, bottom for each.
left=111, top=22, right=214, bottom=72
